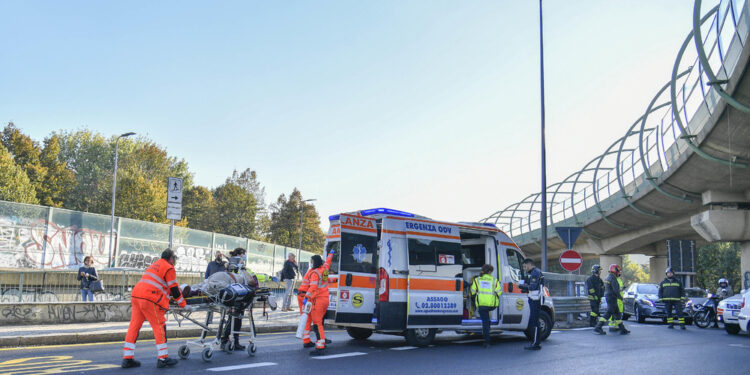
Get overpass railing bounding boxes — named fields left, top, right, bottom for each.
left=483, top=0, right=750, bottom=244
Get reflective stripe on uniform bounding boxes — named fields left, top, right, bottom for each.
left=144, top=271, right=168, bottom=288
left=138, top=278, right=169, bottom=296
left=124, top=342, right=136, bottom=349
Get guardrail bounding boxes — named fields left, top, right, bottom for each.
left=482, top=0, right=750, bottom=244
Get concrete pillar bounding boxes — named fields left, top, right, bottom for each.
left=649, top=256, right=667, bottom=284
left=742, top=242, right=750, bottom=291
left=599, top=255, right=622, bottom=280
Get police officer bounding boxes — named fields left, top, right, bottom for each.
left=519, top=258, right=543, bottom=350
left=594, top=264, right=630, bottom=335
left=659, top=267, right=686, bottom=330
left=470, top=264, right=502, bottom=348
left=586, top=265, right=604, bottom=327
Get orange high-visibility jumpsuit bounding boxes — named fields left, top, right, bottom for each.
left=123, top=258, right=185, bottom=360
left=301, top=253, right=333, bottom=346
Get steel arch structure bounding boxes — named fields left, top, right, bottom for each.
left=482, top=0, right=750, bottom=245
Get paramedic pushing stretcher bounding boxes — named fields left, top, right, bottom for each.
left=122, top=249, right=186, bottom=369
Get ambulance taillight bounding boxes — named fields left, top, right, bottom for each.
left=378, top=267, right=389, bottom=302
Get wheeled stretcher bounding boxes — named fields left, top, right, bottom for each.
left=169, top=284, right=273, bottom=362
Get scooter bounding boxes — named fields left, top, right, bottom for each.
left=693, top=293, right=721, bottom=328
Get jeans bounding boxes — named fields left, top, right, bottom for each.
left=81, top=288, right=94, bottom=302
left=282, top=279, right=295, bottom=309
left=477, top=306, right=493, bottom=344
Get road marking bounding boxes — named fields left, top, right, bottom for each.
left=453, top=339, right=485, bottom=344
left=310, top=352, right=367, bottom=360
left=550, top=331, right=560, bottom=334
left=0, top=355, right=118, bottom=374
left=569, top=327, right=593, bottom=331
left=729, top=344, right=750, bottom=349
left=390, top=346, right=418, bottom=351
left=207, top=362, right=277, bottom=371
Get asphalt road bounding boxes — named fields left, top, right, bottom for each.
left=1, top=321, right=749, bottom=375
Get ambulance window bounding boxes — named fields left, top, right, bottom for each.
left=408, top=239, right=462, bottom=268
left=505, top=248, right=522, bottom=281
left=340, top=233, right=378, bottom=274
left=326, top=241, right=341, bottom=274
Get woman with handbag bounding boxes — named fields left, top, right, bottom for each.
left=77, top=256, right=99, bottom=302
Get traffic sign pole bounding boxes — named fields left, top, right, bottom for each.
left=166, top=177, right=183, bottom=250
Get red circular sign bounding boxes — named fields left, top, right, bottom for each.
left=559, top=250, right=582, bottom=272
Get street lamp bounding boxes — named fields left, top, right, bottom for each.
left=108, top=132, right=136, bottom=268
left=298, top=198, right=317, bottom=252
left=538, top=0, right=549, bottom=272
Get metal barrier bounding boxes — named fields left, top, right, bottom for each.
left=551, top=297, right=591, bottom=315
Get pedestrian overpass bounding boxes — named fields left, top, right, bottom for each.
left=482, top=0, right=750, bottom=287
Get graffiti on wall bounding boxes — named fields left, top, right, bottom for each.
left=117, top=237, right=210, bottom=272
left=0, top=217, right=113, bottom=269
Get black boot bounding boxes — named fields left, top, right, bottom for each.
left=668, top=324, right=674, bottom=329
left=303, top=342, right=315, bottom=348
left=593, top=321, right=606, bottom=335
left=121, top=359, right=141, bottom=369
left=233, top=338, right=246, bottom=351
left=156, top=357, right=178, bottom=368
left=309, top=348, right=326, bottom=356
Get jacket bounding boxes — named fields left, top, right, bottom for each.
left=586, top=274, right=604, bottom=301
left=303, top=253, right=334, bottom=300
left=281, top=260, right=299, bottom=281
left=470, top=273, right=502, bottom=307
left=205, top=260, right=226, bottom=279
left=77, top=266, right=98, bottom=289
left=658, top=277, right=684, bottom=301
left=131, top=258, right=186, bottom=309
left=604, top=273, right=621, bottom=299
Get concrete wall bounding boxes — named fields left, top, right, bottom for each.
left=649, top=256, right=667, bottom=284
left=0, top=302, right=131, bottom=325
left=599, top=255, right=622, bottom=280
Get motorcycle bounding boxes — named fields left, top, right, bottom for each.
left=693, top=293, right=721, bottom=328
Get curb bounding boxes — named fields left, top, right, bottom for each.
left=0, top=324, right=297, bottom=348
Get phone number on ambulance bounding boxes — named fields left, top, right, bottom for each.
left=419, top=302, right=457, bottom=309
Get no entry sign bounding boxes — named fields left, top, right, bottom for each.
left=559, top=250, right=582, bottom=272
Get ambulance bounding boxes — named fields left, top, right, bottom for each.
left=322, top=208, right=555, bottom=346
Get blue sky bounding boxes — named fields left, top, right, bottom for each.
left=0, top=1, right=697, bottom=229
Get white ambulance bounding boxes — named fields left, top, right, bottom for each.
left=322, top=208, right=555, bottom=346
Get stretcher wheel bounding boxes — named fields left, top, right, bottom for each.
left=226, top=341, right=235, bottom=352
left=247, top=343, right=256, bottom=356
left=201, top=348, right=213, bottom=362
left=178, top=345, right=190, bottom=360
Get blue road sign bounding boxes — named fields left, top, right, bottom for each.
left=555, top=227, right=583, bottom=249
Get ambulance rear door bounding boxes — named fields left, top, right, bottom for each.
left=335, top=214, right=379, bottom=324
left=500, top=244, right=529, bottom=328
left=324, top=223, right=340, bottom=321
left=405, top=220, right=463, bottom=327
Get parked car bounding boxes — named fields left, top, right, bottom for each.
left=736, top=290, right=750, bottom=334
left=718, top=294, right=743, bottom=334
left=620, top=283, right=692, bottom=324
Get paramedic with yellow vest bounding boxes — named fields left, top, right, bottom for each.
left=470, top=264, right=502, bottom=348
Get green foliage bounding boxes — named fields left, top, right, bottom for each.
left=0, top=143, right=38, bottom=204
left=183, top=185, right=216, bottom=232
left=54, top=129, right=113, bottom=212
left=621, top=255, right=649, bottom=287
left=269, top=188, right=325, bottom=253
left=213, top=182, right=259, bottom=238
left=696, top=242, right=741, bottom=293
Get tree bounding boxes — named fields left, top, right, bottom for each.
left=696, top=242, right=741, bottom=293
left=55, top=129, right=113, bottom=212
left=269, top=188, right=325, bottom=253
left=227, top=168, right=269, bottom=238
left=213, top=182, right=258, bottom=238
left=0, top=143, right=38, bottom=204
left=183, top=185, right=216, bottom=232
left=621, top=255, right=649, bottom=288
left=39, top=134, right=76, bottom=207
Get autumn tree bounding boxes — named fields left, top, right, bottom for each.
left=0, top=143, right=38, bottom=204
left=55, top=129, right=113, bottom=212
left=621, top=255, right=649, bottom=287
left=696, top=242, right=741, bottom=293
left=183, top=185, right=216, bottom=232
left=269, top=188, right=325, bottom=253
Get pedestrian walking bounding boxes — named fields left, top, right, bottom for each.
left=586, top=264, right=604, bottom=327
left=77, top=256, right=98, bottom=302
left=470, top=264, right=502, bottom=348
left=594, top=264, right=630, bottom=335
left=281, top=253, right=299, bottom=311
left=519, top=258, right=543, bottom=350
left=659, top=267, right=686, bottom=330
left=122, top=249, right=186, bottom=369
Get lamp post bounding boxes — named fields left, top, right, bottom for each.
left=298, top=198, right=317, bottom=252
left=108, top=132, right=136, bottom=268
left=539, top=0, right=548, bottom=271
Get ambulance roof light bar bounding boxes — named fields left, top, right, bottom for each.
left=458, top=221, right=499, bottom=229
left=359, top=208, right=416, bottom=218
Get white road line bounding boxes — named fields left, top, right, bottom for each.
left=391, top=346, right=418, bottom=351
left=207, top=362, right=277, bottom=371
left=569, top=327, right=593, bottom=331
left=453, top=339, right=485, bottom=344
left=310, top=352, right=368, bottom=360
left=550, top=331, right=560, bottom=334
left=729, top=344, right=750, bottom=349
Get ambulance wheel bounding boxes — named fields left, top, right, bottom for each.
left=201, top=348, right=213, bottom=362
left=178, top=345, right=190, bottom=360
left=346, top=327, right=373, bottom=340
left=525, top=310, right=553, bottom=342
left=247, top=343, right=257, bottom=356
left=405, top=328, right=436, bottom=347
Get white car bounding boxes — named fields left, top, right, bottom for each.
left=718, top=294, right=743, bottom=334
left=737, top=290, right=750, bottom=333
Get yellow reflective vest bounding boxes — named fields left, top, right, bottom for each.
left=470, top=274, right=502, bottom=308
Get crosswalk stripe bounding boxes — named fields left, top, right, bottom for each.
left=390, top=346, right=418, bottom=351
left=310, top=352, right=367, bottom=360
left=207, top=362, right=277, bottom=371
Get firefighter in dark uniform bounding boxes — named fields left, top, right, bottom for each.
left=594, top=264, right=630, bottom=335
left=659, top=267, right=686, bottom=330
left=586, top=265, right=604, bottom=327
left=519, top=258, right=543, bottom=350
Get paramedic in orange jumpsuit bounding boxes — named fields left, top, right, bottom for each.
left=303, top=252, right=334, bottom=355
left=300, top=251, right=333, bottom=348
left=122, top=249, right=186, bottom=369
